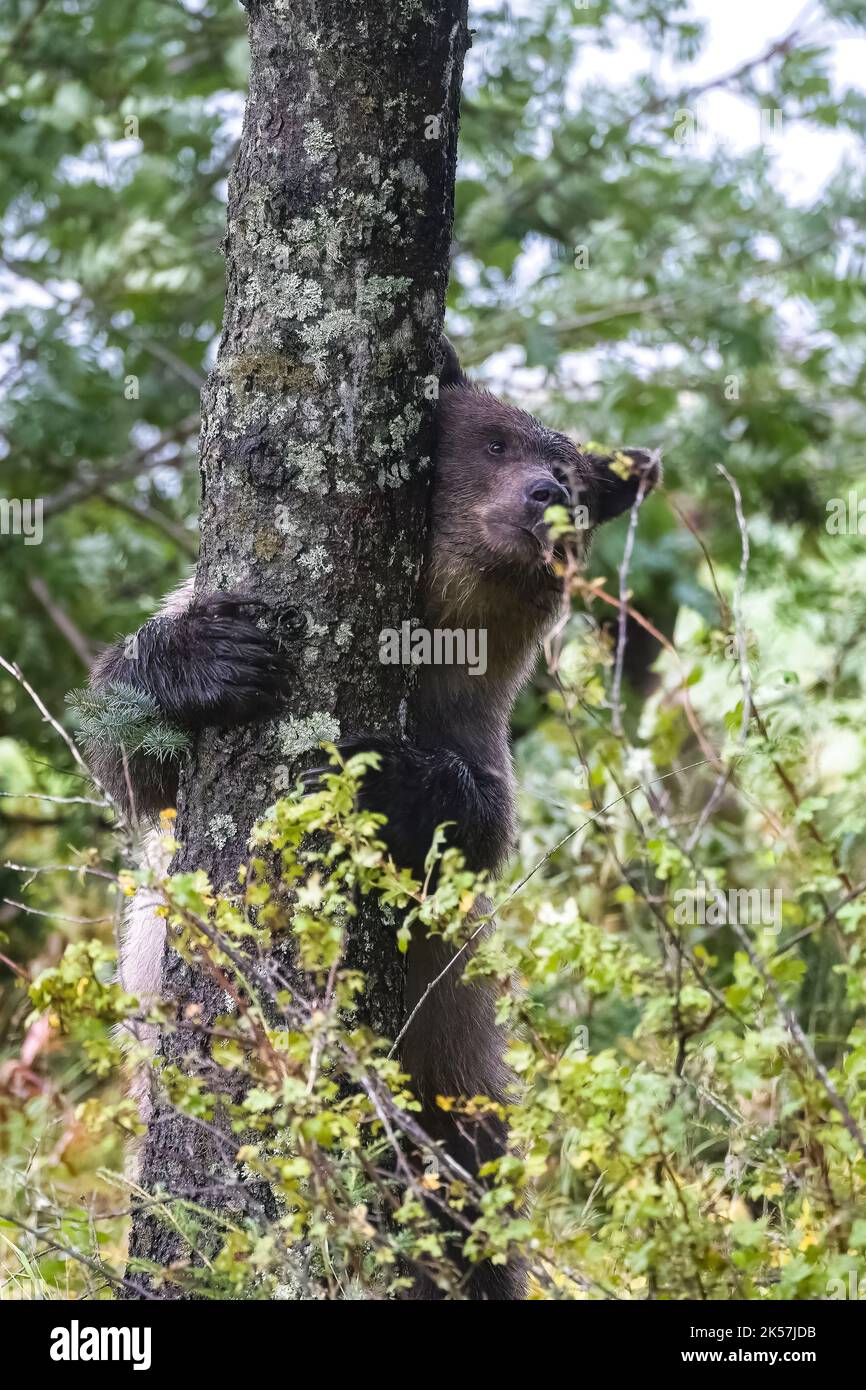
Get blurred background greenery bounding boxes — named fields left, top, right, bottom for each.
left=2, top=0, right=866, bottom=1297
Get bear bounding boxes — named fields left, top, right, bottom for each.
left=84, top=339, right=659, bottom=1298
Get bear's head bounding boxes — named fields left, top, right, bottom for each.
left=428, top=338, right=660, bottom=623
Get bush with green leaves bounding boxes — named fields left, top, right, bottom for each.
left=5, top=495, right=866, bottom=1299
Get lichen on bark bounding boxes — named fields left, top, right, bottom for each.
left=125, top=0, right=469, bottom=1294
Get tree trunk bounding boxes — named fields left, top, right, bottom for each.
left=126, top=0, right=469, bottom=1294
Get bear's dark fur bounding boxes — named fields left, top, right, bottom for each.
left=88, top=340, right=659, bottom=1299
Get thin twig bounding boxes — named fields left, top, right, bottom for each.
left=0, top=654, right=127, bottom=834
left=611, top=472, right=649, bottom=736
left=1, top=898, right=112, bottom=925
left=27, top=576, right=95, bottom=667
left=730, top=921, right=866, bottom=1160
left=686, top=465, right=751, bottom=851
left=0, top=1213, right=159, bottom=1299
left=0, top=790, right=108, bottom=808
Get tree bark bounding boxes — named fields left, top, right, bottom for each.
left=126, top=0, right=469, bottom=1294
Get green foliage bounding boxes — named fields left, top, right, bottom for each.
left=67, top=681, right=192, bottom=762
left=8, top=651, right=866, bottom=1299
left=2, top=0, right=866, bottom=1301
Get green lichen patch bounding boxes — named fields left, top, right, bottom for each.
left=207, top=813, right=237, bottom=850
left=278, top=712, right=341, bottom=758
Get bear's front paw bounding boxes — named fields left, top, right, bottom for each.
left=166, top=592, right=300, bottom=727
left=298, top=735, right=396, bottom=796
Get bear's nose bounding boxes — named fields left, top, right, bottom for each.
left=524, top=477, right=570, bottom=510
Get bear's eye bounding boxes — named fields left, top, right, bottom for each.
left=487, top=440, right=506, bottom=456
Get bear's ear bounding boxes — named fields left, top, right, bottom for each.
left=439, top=334, right=468, bottom=388
left=585, top=447, right=662, bottom=524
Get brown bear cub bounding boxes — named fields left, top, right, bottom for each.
left=88, top=339, right=659, bottom=1300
